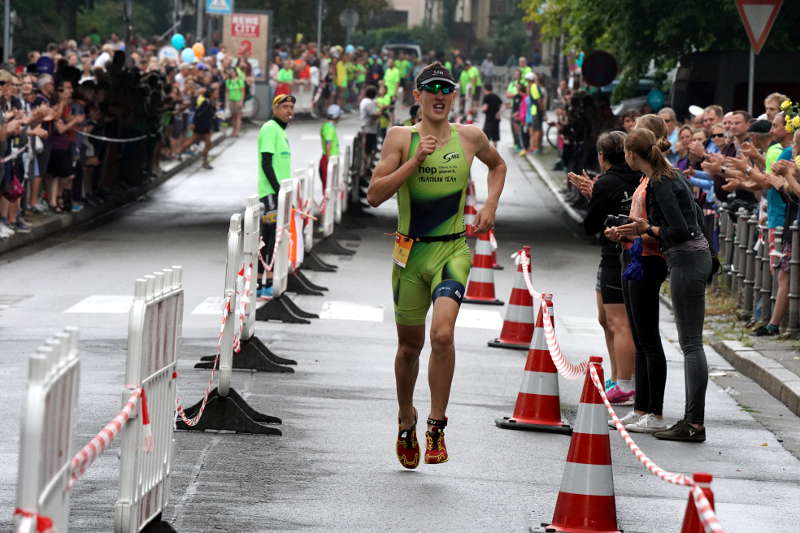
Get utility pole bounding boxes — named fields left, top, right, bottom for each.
left=316, top=0, right=322, bottom=55
left=3, top=0, right=10, bottom=63
left=196, top=0, right=204, bottom=42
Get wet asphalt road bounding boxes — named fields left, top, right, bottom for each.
left=1, top=115, right=800, bottom=532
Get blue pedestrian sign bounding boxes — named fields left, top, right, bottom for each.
left=207, top=0, right=233, bottom=15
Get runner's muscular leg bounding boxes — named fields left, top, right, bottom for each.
left=428, top=296, right=459, bottom=427
left=395, top=323, right=425, bottom=430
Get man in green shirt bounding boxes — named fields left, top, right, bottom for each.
left=468, top=62, right=482, bottom=108
left=319, top=104, right=341, bottom=191
left=276, top=59, right=295, bottom=96
left=224, top=61, right=246, bottom=137
left=383, top=58, right=401, bottom=100
left=257, top=94, right=295, bottom=298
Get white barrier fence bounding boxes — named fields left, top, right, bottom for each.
left=302, top=163, right=315, bottom=252
left=271, top=181, right=294, bottom=298
left=219, top=215, right=243, bottom=396
left=15, top=328, right=80, bottom=533
left=241, top=196, right=262, bottom=343
left=321, top=156, right=339, bottom=238
left=114, top=267, right=183, bottom=532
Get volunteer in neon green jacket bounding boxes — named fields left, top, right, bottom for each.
left=383, top=58, right=401, bottom=99
left=256, top=94, right=295, bottom=297
left=319, top=104, right=342, bottom=192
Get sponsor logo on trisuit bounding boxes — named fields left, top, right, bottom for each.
left=442, top=152, right=460, bottom=162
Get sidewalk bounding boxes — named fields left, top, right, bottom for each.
left=0, top=129, right=230, bottom=257
left=525, top=149, right=800, bottom=418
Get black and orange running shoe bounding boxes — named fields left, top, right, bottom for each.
left=424, top=417, right=448, bottom=464
left=396, top=409, right=420, bottom=469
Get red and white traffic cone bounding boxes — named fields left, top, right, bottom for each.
left=464, top=179, right=478, bottom=238
left=535, top=355, right=620, bottom=533
left=490, top=229, right=504, bottom=270
left=463, top=231, right=504, bottom=305
left=680, top=473, right=716, bottom=533
left=495, top=295, right=571, bottom=434
left=488, top=246, right=535, bottom=350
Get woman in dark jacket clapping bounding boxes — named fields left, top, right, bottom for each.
left=618, top=127, right=712, bottom=443
left=573, top=131, right=640, bottom=404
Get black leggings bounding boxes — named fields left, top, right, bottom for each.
left=621, top=251, right=668, bottom=416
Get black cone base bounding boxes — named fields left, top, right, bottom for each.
left=287, top=271, right=325, bottom=295
left=243, top=336, right=297, bottom=365
left=256, top=294, right=314, bottom=323
left=463, top=297, right=505, bottom=305
left=495, top=417, right=572, bottom=435
left=302, top=250, right=338, bottom=272
left=295, top=269, right=328, bottom=291
left=316, top=235, right=356, bottom=255
left=194, top=342, right=294, bottom=373
left=487, top=339, right=530, bottom=350
left=140, top=515, right=177, bottom=533
left=175, top=387, right=282, bottom=435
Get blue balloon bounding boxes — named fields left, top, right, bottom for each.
left=345, top=44, right=355, bottom=55
left=171, top=33, right=186, bottom=51
left=647, top=88, right=665, bottom=112
left=180, top=47, right=196, bottom=64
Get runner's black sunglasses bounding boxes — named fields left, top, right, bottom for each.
left=419, top=82, right=456, bottom=95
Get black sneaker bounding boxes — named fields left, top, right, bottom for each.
left=753, top=323, right=780, bottom=337
left=653, top=419, right=705, bottom=442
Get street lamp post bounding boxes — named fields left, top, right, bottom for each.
left=317, top=0, right=323, bottom=55
left=3, top=0, right=10, bottom=63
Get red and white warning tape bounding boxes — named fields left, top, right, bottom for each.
left=516, top=251, right=588, bottom=379
left=516, top=250, right=725, bottom=533
left=69, top=387, right=151, bottom=487
left=174, top=294, right=231, bottom=426
left=14, top=507, right=53, bottom=532
left=588, top=365, right=724, bottom=533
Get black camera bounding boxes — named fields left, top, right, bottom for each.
left=604, top=214, right=631, bottom=227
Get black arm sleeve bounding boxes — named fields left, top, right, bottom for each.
left=261, top=152, right=280, bottom=195
left=583, top=177, right=614, bottom=236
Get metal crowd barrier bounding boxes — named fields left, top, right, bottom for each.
left=714, top=204, right=800, bottom=337
left=321, top=156, right=338, bottom=239
left=114, top=268, right=183, bottom=532
left=314, top=155, right=356, bottom=256
left=15, top=328, right=80, bottom=533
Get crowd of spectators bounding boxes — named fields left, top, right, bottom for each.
left=0, top=33, right=257, bottom=240
left=543, top=71, right=800, bottom=441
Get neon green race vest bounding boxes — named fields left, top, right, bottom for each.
left=397, top=125, right=469, bottom=237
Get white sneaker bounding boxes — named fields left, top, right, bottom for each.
left=625, top=413, right=667, bottom=433
left=0, top=222, right=15, bottom=239
left=609, top=411, right=641, bottom=429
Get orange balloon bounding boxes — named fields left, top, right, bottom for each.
left=192, top=42, right=205, bottom=59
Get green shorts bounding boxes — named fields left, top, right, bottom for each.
left=392, top=238, right=472, bottom=326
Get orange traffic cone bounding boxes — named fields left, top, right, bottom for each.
left=490, top=229, right=504, bottom=270
left=488, top=246, right=535, bottom=350
left=495, top=295, right=571, bottom=434
left=464, top=180, right=478, bottom=238
left=463, top=231, right=504, bottom=305
left=535, top=355, right=620, bottom=533
left=680, top=473, right=716, bottom=533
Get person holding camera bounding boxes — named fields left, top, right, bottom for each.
left=617, top=127, right=713, bottom=443
left=571, top=131, right=639, bottom=405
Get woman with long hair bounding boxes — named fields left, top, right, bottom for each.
left=604, top=114, right=670, bottom=433
left=48, top=80, right=84, bottom=213
left=574, top=131, right=640, bottom=404
left=618, top=127, right=713, bottom=442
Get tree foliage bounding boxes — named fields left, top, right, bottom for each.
left=521, top=0, right=800, bottom=95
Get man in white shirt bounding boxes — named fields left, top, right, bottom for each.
left=359, top=85, right=381, bottom=156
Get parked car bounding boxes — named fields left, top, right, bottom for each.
left=381, top=43, right=422, bottom=61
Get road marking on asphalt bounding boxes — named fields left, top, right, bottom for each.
left=319, top=301, right=384, bottom=322
left=558, top=315, right=604, bottom=336
left=455, top=308, right=503, bottom=330
left=192, top=297, right=225, bottom=315
left=64, top=295, right=132, bottom=314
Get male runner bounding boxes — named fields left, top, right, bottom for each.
left=257, top=94, right=295, bottom=298
left=367, top=62, right=506, bottom=468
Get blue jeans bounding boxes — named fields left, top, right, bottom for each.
left=666, top=248, right=712, bottom=425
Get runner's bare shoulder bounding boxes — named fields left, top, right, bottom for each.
left=384, top=125, right=414, bottom=161
left=453, top=123, right=488, bottom=154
